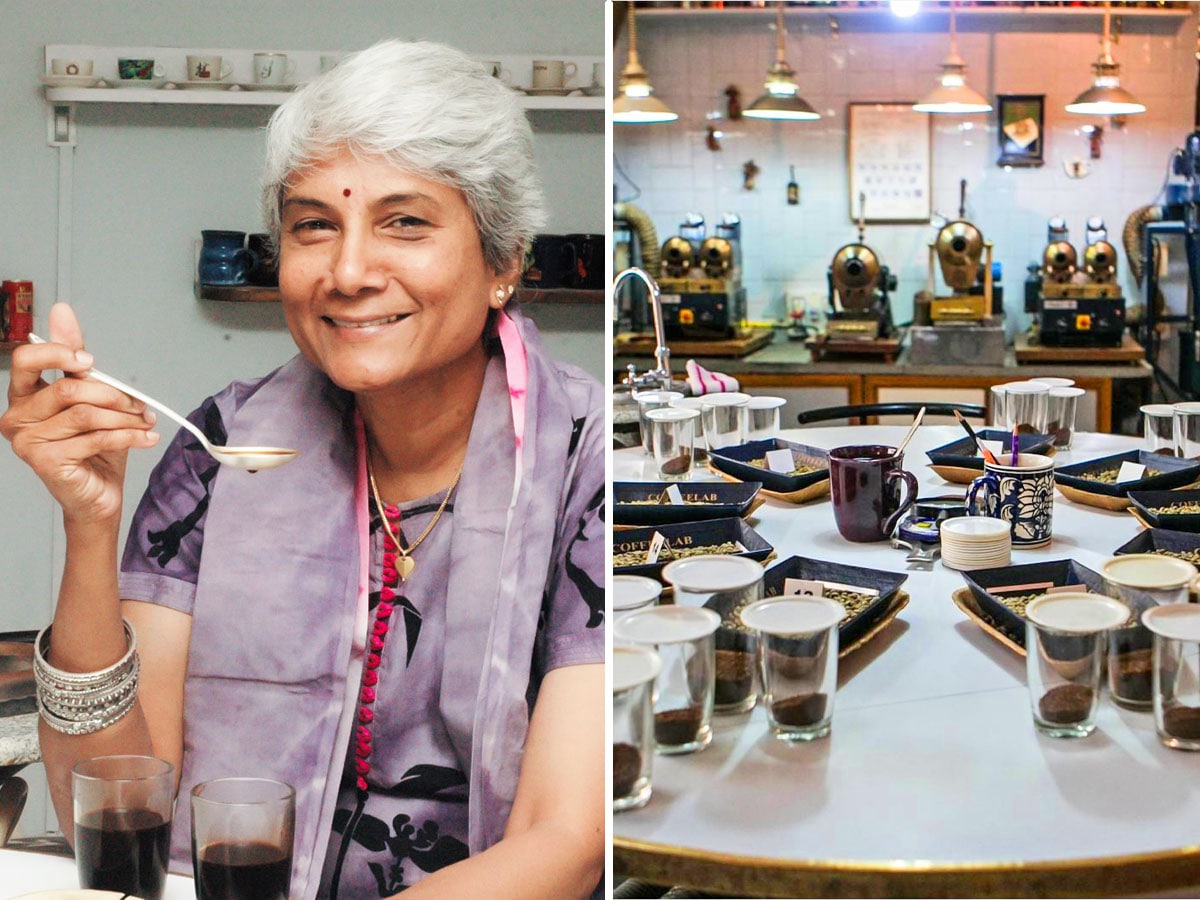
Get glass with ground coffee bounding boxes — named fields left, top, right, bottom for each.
left=1142, top=604, right=1200, bottom=752
left=612, top=645, right=662, bottom=811
left=614, top=605, right=720, bottom=755
left=645, top=406, right=699, bottom=481
left=1101, top=554, right=1199, bottom=710
left=739, top=596, right=846, bottom=742
left=662, top=554, right=764, bottom=714
left=1024, top=592, right=1129, bottom=738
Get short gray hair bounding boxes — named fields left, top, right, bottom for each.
left=262, top=39, right=546, bottom=275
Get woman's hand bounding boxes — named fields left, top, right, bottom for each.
left=0, top=302, right=159, bottom=525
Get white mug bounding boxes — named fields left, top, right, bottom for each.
left=186, top=54, right=232, bottom=82
left=319, top=54, right=344, bottom=75
left=51, top=58, right=93, bottom=77
left=531, top=59, right=577, bottom=90
left=253, top=53, right=295, bottom=85
left=591, top=61, right=604, bottom=88
left=483, top=60, right=511, bottom=83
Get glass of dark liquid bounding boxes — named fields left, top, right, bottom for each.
left=191, top=777, right=295, bottom=900
left=72, top=755, right=175, bottom=900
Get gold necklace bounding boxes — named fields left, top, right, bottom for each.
left=365, top=454, right=462, bottom=582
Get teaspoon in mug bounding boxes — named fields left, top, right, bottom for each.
left=28, top=334, right=298, bottom=470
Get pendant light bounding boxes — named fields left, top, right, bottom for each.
left=743, top=3, right=821, bottom=122
left=912, top=3, right=992, bottom=115
left=1065, top=3, right=1146, bottom=116
left=613, top=3, right=678, bottom=125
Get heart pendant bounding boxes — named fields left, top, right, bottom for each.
left=396, top=556, right=415, bottom=582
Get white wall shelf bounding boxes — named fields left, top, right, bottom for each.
left=43, top=45, right=604, bottom=112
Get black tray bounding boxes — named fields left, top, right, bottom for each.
left=613, top=480, right=762, bottom=526
left=761, top=555, right=908, bottom=648
left=925, top=430, right=1054, bottom=472
left=708, top=439, right=829, bottom=494
left=612, top=516, right=774, bottom=582
left=1127, top=489, right=1200, bottom=532
left=961, top=559, right=1106, bottom=647
left=1054, top=450, right=1200, bottom=498
left=1114, top=527, right=1200, bottom=559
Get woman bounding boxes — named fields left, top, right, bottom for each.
left=1, top=40, right=604, bottom=899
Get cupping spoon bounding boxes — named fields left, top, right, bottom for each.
left=29, top=334, right=298, bottom=470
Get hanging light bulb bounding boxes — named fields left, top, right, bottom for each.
left=1066, top=3, right=1146, bottom=116
left=613, top=4, right=678, bottom=125
left=743, top=3, right=821, bottom=122
left=912, top=3, right=991, bottom=115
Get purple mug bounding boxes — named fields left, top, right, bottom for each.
left=829, top=445, right=918, bottom=542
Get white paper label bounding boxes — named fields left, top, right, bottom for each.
left=765, top=448, right=796, bottom=473
left=783, top=578, right=824, bottom=597
left=1116, top=461, right=1146, bottom=484
left=664, top=484, right=685, bottom=505
left=645, top=532, right=666, bottom=564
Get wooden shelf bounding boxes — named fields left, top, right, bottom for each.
left=196, top=285, right=604, bottom=305
left=636, top=2, right=1192, bottom=19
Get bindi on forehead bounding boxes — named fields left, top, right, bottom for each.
left=343, top=188, right=351, bottom=197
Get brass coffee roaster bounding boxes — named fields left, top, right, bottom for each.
left=655, top=213, right=747, bottom=340
left=825, top=206, right=896, bottom=342
left=1025, top=216, right=1125, bottom=347
left=927, top=181, right=993, bottom=323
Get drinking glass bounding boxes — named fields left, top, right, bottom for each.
left=1142, top=604, right=1200, bottom=752
left=1141, top=403, right=1176, bottom=455
left=614, top=605, right=720, bottom=755
left=612, top=645, right=661, bottom=811
left=698, top=392, right=750, bottom=451
left=987, top=383, right=1007, bottom=429
left=191, top=777, right=296, bottom=900
left=613, top=574, right=662, bottom=642
left=1024, top=593, right=1129, bottom=738
left=1029, top=376, right=1075, bottom=388
left=1001, top=381, right=1049, bottom=434
left=669, top=396, right=708, bottom=459
left=633, top=390, right=683, bottom=456
left=1044, top=386, right=1084, bottom=449
left=1174, top=401, right=1200, bottom=459
left=740, top=597, right=846, bottom=741
left=745, top=395, right=787, bottom=442
left=72, top=755, right=175, bottom=900
left=662, top=554, right=763, bottom=714
left=645, top=407, right=698, bottom=481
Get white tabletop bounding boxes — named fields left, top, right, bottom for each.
left=613, top=426, right=1200, bottom=898
left=0, top=847, right=194, bottom=899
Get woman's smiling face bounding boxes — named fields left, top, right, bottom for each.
left=277, top=148, right=510, bottom=397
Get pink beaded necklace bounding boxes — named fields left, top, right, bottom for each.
left=354, top=473, right=459, bottom=795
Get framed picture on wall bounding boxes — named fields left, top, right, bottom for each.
left=847, top=102, right=932, bottom=223
left=997, top=94, right=1045, bottom=167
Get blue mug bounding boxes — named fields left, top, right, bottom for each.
left=966, top=453, right=1055, bottom=548
left=198, top=230, right=258, bottom=286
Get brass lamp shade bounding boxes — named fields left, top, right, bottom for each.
left=613, top=5, right=678, bottom=125
left=1065, top=5, right=1145, bottom=116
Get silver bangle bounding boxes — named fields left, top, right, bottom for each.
left=34, top=619, right=141, bottom=735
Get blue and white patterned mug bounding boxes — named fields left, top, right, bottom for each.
left=966, top=453, right=1055, bottom=548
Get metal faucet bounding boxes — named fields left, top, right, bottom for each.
left=614, top=266, right=672, bottom=393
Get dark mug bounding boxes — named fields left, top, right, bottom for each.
left=198, top=230, right=257, bottom=286
left=564, top=233, right=604, bottom=289
left=523, top=234, right=576, bottom=290
left=829, top=445, right=918, bottom=542
left=246, top=233, right=278, bottom=287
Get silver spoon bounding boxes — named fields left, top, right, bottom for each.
left=893, top=406, right=926, bottom=459
left=29, top=334, right=298, bottom=470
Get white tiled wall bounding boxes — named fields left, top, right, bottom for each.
left=615, top=4, right=1196, bottom=334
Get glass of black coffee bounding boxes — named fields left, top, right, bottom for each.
left=72, top=755, right=175, bottom=900
left=191, top=777, right=295, bottom=900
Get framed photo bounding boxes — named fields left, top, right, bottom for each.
left=997, top=94, right=1045, bottom=167
left=847, top=102, right=932, bottom=223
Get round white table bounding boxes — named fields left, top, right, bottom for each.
left=613, top=426, right=1200, bottom=899
left=0, top=846, right=194, bottom=898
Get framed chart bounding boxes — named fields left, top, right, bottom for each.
left=847, top=102, right=932, bottom=223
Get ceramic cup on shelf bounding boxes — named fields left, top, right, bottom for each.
left=198, top=231, right=256, bottom=286
left=51, top=58, right=94, bottom=76
left=186, top=54, right=233, bottom=82
left=252, top=52, right=295, bottom=85
left=531, top=59, right=577, bottom=90
left=483, top=60, right=511, bottom=83
left=117, top=58, right=163, bottom=81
